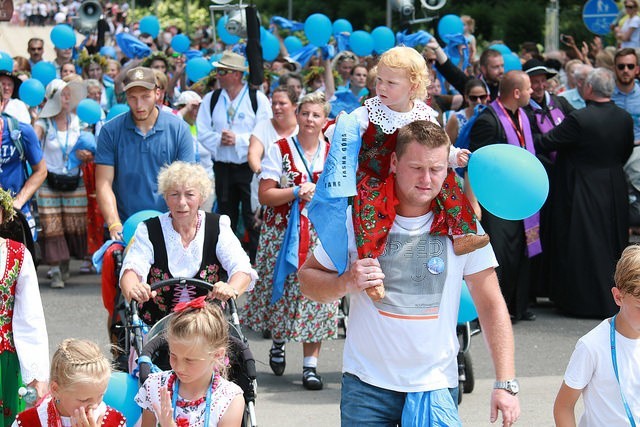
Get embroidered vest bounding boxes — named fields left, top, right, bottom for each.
left=14, top=403, right=126, bottom=426
left=357, top=121, right=398, bottom=183
left=262, top=137, right=325, bottom=230
left=0, top=240, right=25, bottom=353
left=489, top=100, right=542, bottom=257
left=139, top=213, right=223, bottom=325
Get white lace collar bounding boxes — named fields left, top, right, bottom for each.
left=365, top=96, right=438, bottom=134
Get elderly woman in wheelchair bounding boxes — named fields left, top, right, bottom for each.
left=119, top=161, right=256, bottom=326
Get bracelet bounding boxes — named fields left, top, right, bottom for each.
left=292, top=186, right=300, bottom=199
left=108, top=222, right=122, bottom=231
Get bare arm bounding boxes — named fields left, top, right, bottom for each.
left=299, top=254, right=384, bottom=303
left=553, top=382, right=580, bottom=427
left=323, top=57, right=335, bottom=101
left=13, top=159, right=47, bottom=210
left=217, top=395, right=245, bottom=427
left=465, top=267, right=520, bottom=425
left=95, top=164, right=122, bottom=240
left=445, top=114, right=459, bottom=145
left=464, top=170, right=481, bottom=219
left=247, top=135, right=265, bottom=174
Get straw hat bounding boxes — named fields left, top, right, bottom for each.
left=211, top=51, right=248, bottom=72
left=175, top=90, right=202, bottom=107
left=39, top=79, right=87, bottom=119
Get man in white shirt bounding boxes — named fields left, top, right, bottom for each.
left=196, top=51, right=270, bottom=262
left=299, top=120, right=520, bottom=426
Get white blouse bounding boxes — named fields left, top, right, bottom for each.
left=0, top=241, right=49, bottom=384
left=261, top=136, right=327, bottom=185
left=36, top=114, right=82, bottom=175
left=120, top=211, right=257, bottom=289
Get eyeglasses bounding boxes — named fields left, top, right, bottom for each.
left=625, top=4, right=636, bottom=8
left=29, top=47, right=43, bottom=51
left=216, top=69, right=234, bottom=76
left=468, top=94, right=489, bottom=102
left=617, top=63, right=636, bottom=70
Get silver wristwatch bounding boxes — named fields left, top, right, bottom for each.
left=494, top=379, right=520, bottom=395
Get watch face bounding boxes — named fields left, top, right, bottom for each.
left=509, top=380, right=520, bottom=394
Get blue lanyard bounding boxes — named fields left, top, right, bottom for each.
left=291, top=137, right=321, bottom=184
left=171, top=373, right=213, bottom=427
left=51, top=116, right=71, bottom=172
left=610, top=315, right=637, bottom=427
left=224, top=85, right=248, bottom=126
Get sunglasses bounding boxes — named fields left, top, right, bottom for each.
left=625, top=4, right=637, bottom=8
left=617, top=63, right=636, bottom=70
left=29, top=47, right=43, bottom=51
left=468, top=94, right=488, bottom=102
left=216, top=69, right=235, bottom=76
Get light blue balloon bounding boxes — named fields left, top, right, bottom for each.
left=77, top=99, right=102, bottom=124
left=489, top=43, right=512, bottom=55
left=304, top=13, right=332, bottom=47
left=139, top=16, right=160, bottom=39
left=106, top=103, right=130, bottom=121
left=104, top=372, right=141, bottom=426
left=371, top=26, right=395, bottom=54
left=349, top=31, right=374, bottom=57
left=186, top=57, right=212, bottom=82
left=18, top=79, right=45, bottom=107
left=333, top=18, right=353, bottom=36
left=99, top=46, right=117, bottom=59
left=503, top=52, right=522, bottom=72
left=31, top=61, right=57, bottom=87
left=284, top=35, right=303, bottom=54
left=217, top=15, right=240, bottom=45
left=50, top=24, right=76, bottom=49
left=458, top=281, right=478, bottom=324
left=123, top=210, right=163, bottom=245
left=0, top=51, right=13, bottom=72
left=262, top=30, right=280, bottom=62
left=171, top=34, right=190, bottom=54
left=468, top=144, right=549, bottom=220
left=437, top=14, right=464, bottom=43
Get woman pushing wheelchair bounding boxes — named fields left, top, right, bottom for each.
left=119, top=161, right=256, bottom=325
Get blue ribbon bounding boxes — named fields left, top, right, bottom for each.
left=395, top=30, right=433, bottom=48
left=443, top=33, right=470, bottom=72
left=401, top=389, right=462, bottom=427
left=132, top=355, right=161, bottom=378
left=290, top=44, right=318, bottom=68
left=91, top=240, right=125, bottom=273
left=270, top=16, right=305, bottom=31
left=335, top=33, right=350, bottom=52
left=307, top=112, right=360, bottom=274
left=271, top=198, right=300, bottom=304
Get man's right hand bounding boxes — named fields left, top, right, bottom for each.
left=108, top=223, right=124, bottom=241
left=346, top=258, right=385, bottom=294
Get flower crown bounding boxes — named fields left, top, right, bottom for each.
left=77, top=48, right=109, bottom=72
left=141, top=51, right=173, bottom=70
left=0, top=188, right=16, bottom=224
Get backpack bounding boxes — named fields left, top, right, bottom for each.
left=209, top=87, right=259, bottom=117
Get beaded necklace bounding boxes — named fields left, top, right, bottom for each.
left=166, top=371, right=220, bottom=427
left=46, top=398, right=64, bottom=427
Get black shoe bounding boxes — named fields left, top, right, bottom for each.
left=521, top=310, right=536, bottom=321
left=269, top=342, right=286, bottom=376
left=302, top=367, right=323, bottom=390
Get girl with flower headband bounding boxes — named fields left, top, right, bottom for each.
left=13, top=338, right=124, bottom=427
left=135, top=297, right=244, bottom=427
left=0, top=188, right=49, bottom=427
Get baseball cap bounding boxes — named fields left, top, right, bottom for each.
left=123, top=67, right=156, bottom=91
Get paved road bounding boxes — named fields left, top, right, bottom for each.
left=41, top=261, right=598, bottom=426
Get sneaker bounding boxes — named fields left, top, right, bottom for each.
left=79, top=260, right=96, bottom=274
left=302, top=367, right=323, bottom=390
left=269, top=342, right=286, bottom=376
left=50, top=270, right=65, bottom=289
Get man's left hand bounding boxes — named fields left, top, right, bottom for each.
left=490, top=388, right=520, bottom=426
left=221, top=130, right=236, bottom=146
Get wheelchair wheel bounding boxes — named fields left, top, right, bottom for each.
left=462, top=352, right=475, bottom=394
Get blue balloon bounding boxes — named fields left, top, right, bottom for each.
left=217, top=16, right=240, bottom=45
left=18, top=79, right=45, bottom=107
left=171, top=34, right=190, bottom=54
left=468, top=144, right=549, bottom=220
left=284, top=35, right=303, bottom=54
left=106, top=103, right=130, bottom=121
left=104, top=372, right=140, bottom=426
left=371, top=26, right=395, bottom=54
left=50, top=24, right=76, bottom=49
left=503, top=52, right=522, bottom=72
left=0, top=51, right=13, bottom=72
left=458, top=281, right=478, bottom=324
left=333, top=18, right=353, bottom=36
left=31, top=61, right=57, bottom=87
left=77, top=99, right=102, bottom=124
left=489, top=43, right=512, bottom=55
left=186, top=57, right=212, bottom=82
left=262, top=30, right=280, bottom=62
left=139, top=16, right=160, bottom=39
left=437, top=14, right=464, bottom=43
left=123, top=210, right=163, bottom=245
left=304, top=13, right=332, bottom=47
left=349, top=31, right=374, bottom=57
left=99, top=46, right=117, bottom=59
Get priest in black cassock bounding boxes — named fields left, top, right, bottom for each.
left=535, top=67, right=634, bottom=318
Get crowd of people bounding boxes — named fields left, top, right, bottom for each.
left=1, top=1, right=640, bottom=426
